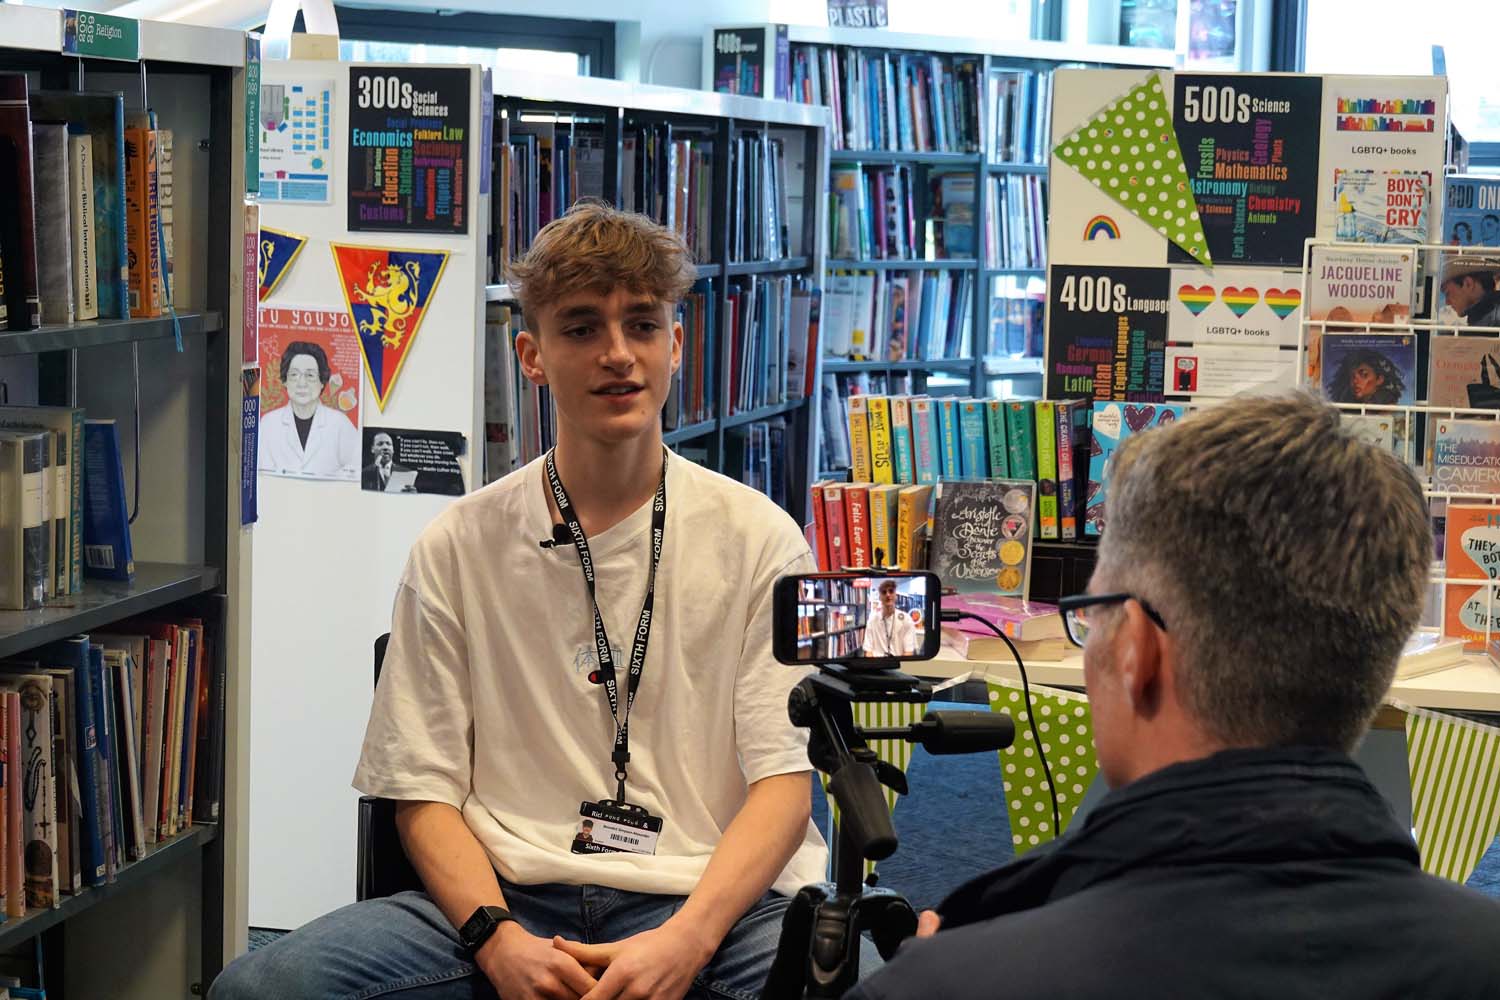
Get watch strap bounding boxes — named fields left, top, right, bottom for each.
left=460, top=904, right=518, bottom=954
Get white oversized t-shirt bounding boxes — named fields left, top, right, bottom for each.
left=353, top=451, right=829, bottom=896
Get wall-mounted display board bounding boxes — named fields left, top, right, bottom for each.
left=1044, top=69, right=1448, bottom=406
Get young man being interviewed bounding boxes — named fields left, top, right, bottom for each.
left=210, top=201, right=828, bottom=1000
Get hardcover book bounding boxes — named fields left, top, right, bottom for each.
left=1442, top=175, right=1500, bottom=248
left=1320, top=333, right=1417, bottom=406
left=82, top=420, right=135, bottom=581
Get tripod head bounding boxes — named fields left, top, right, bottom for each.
left=762, top=659, right=1015, bottom=999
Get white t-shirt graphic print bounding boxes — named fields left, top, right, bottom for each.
left=354, top=451, right=828, bottom=895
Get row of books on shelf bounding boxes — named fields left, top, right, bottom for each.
left=986, top=173, right=1046, bottom=271
left=822, top=269, right=975, bottom=362
left=725, top=417, right=793, bottom=511
left=728, top=133, right=793, bottom=264
left=1, top=409, right=134, bottom=611
left=989, top=277, right=1046, bottom=357
left=987, top=68, right=1052, bottom=165
left=0, top=618, right=224, bottom=917
left=481, top=297, right=811, bottom=501
left=492, top=121, right=799, bottom=279
left=829, top=166, right=974, bottom=261
left=830, top=393, right=1194, bottom=542
left=497, top=122, right=608, bottom=265
left=725, top=275, right=818, bottom=415
left=0, top=74, right=175, bottom=330
left=788, top=44, right=983, bottom=154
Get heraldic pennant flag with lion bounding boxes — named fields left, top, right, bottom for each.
left=331, top=243, right=451, bottom=410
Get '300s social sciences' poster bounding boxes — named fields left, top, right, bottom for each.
left=347, top=67, right=471, bottom=235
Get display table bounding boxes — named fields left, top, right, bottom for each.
left=906, top=646, right=1500, bottom=884
left=913, top=648, right=1500, bottom=715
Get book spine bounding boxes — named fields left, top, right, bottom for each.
left=958, top=402, right=986, bottom=478
left=910, top=400, right=939, bottom=485
left=17, top=677, right=58, bottom=909
left=4, top=435, right=48, bottom=610
left=124, top=129, right=151, bottom=318
left=1005, top=401, right=1037, bottom=481
left=65, top=647, right=106, bottom=887
left=112, top=657, right=146, bottom=859
left=0, top=695, right=7, bottom=918
left=938, top=399, right=961, bottom=478
left=867, top=397, right=894, bottom=485
left=846, top=395, right=872, bottom=482
left=1056, top=400, right=1077, bottom=540
left=896, top=491, right=916, bottom=571
left=823, top=485, right=849, bottom=570
left=890, top=396, right=915, bottom=484
left=845, top=485, right=871, bottom=569
left=809, top=483, right=830, bottom=572
left=82, top=422, right=135, bottom=581
left=46, top=681, right=75, bottom=894
left=146, top=129, right=164, bottom=311
left=0, top=84, right=41, bottom=329
left=3, top=692, right=18, bottom=917
left=986, top=401, right=1010, bottom=478
left=88, top=650, right=118, bottom=879
left=1036, top=401, right=1059, bottom=539
left=69, top=133, right=98, bottom=322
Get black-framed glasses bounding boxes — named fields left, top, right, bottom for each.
left=1057, top=593, right=1168, bottom=648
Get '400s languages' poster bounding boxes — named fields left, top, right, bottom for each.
left=1047, top=265, right=1169, bottom=401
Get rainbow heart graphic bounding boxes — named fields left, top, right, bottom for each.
left=1265, top=288, right=1302, bottom=319
left=1177, top=284, right=1216, bottom=316
left=1221, top=286, right=1261, bottom=318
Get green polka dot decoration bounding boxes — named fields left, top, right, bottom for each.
left=1053, top=72, right=1213, bottom=265
left=987, top=679, right=1101, bottom=855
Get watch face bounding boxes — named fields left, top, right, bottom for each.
left=460, top=909, right=491, bottom=947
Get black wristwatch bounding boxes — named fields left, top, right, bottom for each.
left=458, top=905, right=519, bottom=954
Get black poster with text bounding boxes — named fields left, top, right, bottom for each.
left=347, top=67, right=470, bottom=234
left=1046, top=265, right=1169, bottom=402
left=1170, top=74, right=1321, bottom=267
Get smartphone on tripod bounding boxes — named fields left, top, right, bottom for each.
left=763, top=570, right=1012, bottom=998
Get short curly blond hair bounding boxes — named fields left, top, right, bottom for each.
left=507, top=200, right=696, bottom=330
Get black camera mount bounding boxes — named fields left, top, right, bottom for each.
left=761, top=662, right=1014, bottom=999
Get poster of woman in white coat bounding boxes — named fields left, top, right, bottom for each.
left=259, top=336, right=361, bottom=480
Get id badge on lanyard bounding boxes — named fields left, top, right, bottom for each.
left=547, top=449, right=668, bottom=857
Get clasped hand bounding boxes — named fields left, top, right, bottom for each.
left=478, top=918, right=716, bottom=1000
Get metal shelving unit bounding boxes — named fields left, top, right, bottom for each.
left=722, top=24, right=1174, bottom=482
left=0, top=7, right=249, bottom=996
left=491, top=75, right=830, bottom=524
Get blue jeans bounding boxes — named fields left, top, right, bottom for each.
left=210, top=881, right=870, bottom=1000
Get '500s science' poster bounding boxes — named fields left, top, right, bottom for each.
left=347, top=67, right=470, bottom=235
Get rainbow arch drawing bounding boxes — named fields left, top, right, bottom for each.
left=1084, top=215, right=1120, bottom=241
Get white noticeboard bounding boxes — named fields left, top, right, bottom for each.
left=249, top=58, right=487, bottom=930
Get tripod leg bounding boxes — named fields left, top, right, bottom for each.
left=761, top=884, right=828, bottom=1000
left=852, top=888, right=918, bottom=960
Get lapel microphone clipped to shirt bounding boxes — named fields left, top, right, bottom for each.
left=538, top=523, right=571, bottom=549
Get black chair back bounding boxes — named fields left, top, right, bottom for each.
left=356, top=633, right=425, bottom=901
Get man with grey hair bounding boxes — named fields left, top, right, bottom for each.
left=846, top=392, right=1500, bottom=999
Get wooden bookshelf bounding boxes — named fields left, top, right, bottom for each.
left=0, top=7, right=249, bottom=996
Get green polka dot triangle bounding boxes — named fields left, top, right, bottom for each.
left=988, top=679, right=1101, bottom=855
left=1053, top=72, right=1213, bottom=265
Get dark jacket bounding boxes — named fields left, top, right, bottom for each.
left=847, top=747, right=1500, bottom=1000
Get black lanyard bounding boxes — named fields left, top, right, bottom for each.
left=545, top=449, right=667, bottom=803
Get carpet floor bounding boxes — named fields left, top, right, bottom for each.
left=248, top=711, right=1500, bottom=949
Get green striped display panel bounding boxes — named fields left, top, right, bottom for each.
left=1400, top=701, right=1500, bottom=885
